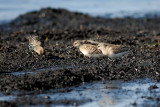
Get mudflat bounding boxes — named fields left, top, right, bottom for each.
left=0, top=8, right=160, bottom=106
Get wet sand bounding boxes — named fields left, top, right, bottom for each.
left=0, top=8, right=160, bottom=106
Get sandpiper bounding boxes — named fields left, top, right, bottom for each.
left=27, top=35, right=44, bottom=56
left=97, top=43, right=130, bottom=59
left=73, top=40, right=104, bottom=57
left=73, top=40, right=105, bottom=70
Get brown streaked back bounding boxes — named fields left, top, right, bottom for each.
left=109, top=45, right=129, bottom=54
left=80, top=44, right=102, bottom=54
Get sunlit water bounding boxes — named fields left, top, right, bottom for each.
left=0, top=0, right=160, bottom=23
left=0, top=79, right=160, bottom=106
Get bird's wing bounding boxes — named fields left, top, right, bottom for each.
left=111, top=45, right=129, bottom=54
left=85, top=40, right=110, bottom=45
left=84, top=44, right=102, bottom=54
left=85, top=40, right=101, bottom=44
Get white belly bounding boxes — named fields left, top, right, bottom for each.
left=80, top=49, right=104, bottom=57
left=81, top=50, right=89, bottom=56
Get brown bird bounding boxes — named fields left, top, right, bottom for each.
left=73, top=40, right=104, bottom=57
left=97, top=43, right=130, bottom=59
left=27, top=35, right=44, bottom=56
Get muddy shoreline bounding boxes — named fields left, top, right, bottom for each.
left=0, top=8, right=160, bottom=106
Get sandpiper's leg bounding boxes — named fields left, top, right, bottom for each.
left=32, top=52, right=34, bottom=59
left=82, top=55, right=87, bottom=66
left=83, top=55, right=85, bottom=59
left=97, top=58, right=100, bottom=70
left=108, top=57, right=112, bottom=61
left=97, top=58, right=99, bottom=68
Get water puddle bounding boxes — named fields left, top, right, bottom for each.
left=6, top=66, right=73, bottom=76
left=0, top=95, right=16, bottom=102
left=0, top=78, right=160, bottom=106
left=40, top=79, right=160, bottom=107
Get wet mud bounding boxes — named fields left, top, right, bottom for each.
left=0, top=8, right=160, bottom=106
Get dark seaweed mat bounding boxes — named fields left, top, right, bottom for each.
left=0, top=8, right=160, bottom=93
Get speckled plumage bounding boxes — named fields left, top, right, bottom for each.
left=73, top=40, right=104, bottom=57
left=27, top=35, right=44, bottom=56
left=98, top=43, right=130, bottom=58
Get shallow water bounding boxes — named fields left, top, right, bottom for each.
left=6, top=65, right=73, bottom=76
left=0, top=0, right=160, bottom=23
left=0, top=78, right=160, bottom=106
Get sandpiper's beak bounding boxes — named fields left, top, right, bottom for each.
left=71, top=45, right=74, bottom=48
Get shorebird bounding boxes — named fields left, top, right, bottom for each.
left=97, top=43, right=130, bottom=59
left=73, top=40, right=104, bottom=57
left=27, top=35, right=44, bottom=56
left=73, top=40, right=105, bottom=70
